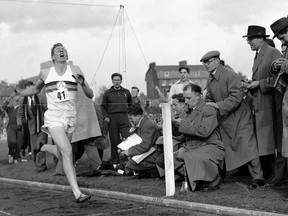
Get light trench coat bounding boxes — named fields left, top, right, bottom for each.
left=206, top=65, right=259, bottom=171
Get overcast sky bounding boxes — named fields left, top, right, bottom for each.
left=0, top=0, right=287, bottom=95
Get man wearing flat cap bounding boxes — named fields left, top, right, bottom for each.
left=200, top=50, right=220, bottom=62
left=268, top=17, right=288, bottom=187
left=201, top=50, right=265, bottom=189
left=242, top=25, right=284, bottom=186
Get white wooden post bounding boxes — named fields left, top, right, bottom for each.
left=162, top=102, right=175, bottom=196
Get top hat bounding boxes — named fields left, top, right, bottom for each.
left=270, top=17, right=288, bottom=39
left=242, top=25, right=270, bottom=38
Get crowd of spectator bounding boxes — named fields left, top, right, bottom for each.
left=2, top=16, right=288, bottom=203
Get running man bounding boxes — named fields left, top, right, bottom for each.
left=19, top=43, right=92, bottom=203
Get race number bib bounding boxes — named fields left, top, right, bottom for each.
left=55, top=88, right=69, bottom=102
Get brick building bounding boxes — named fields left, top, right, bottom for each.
left=145, top=60, right=209, bottom=105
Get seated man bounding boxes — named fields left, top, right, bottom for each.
left=121, top=104, right=159, bottom=178
left=176, top=83, right=225, bottom=191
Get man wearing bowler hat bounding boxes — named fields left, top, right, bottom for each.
left=201, top=50, right=265, bottom=189
left=242, top=25, right=284, bottom=186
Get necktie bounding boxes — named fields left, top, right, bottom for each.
left=254, top=52, right=258, bottom=60
left=30, top=96, right=35, bottom=115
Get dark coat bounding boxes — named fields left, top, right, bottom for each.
left=17, top=94, right=47, bottom=135
left=206, top=64, right=259, bottom=171
left=125, top=115, right=159, bottom=171
left=101, top=86, right=132, bottom=118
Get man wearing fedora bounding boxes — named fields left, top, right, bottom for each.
left=270, top=17, right=288, bottom=82
left=268, top=17, right=288, bottom=187
left=201, top=50, right=265, bottom=189
left=242, top=25, right=284, bottom=185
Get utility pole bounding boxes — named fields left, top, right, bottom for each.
left=119, top=5, right=127, bottom=88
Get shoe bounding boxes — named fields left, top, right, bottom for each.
left=76, top=194, right=91, bottom=203
left=37, top=166, right=47, bottom=172
left=33, top=142, right=44, bottom=155
left=29, top=152, right=32, bottom=158
left=74, top=161, right=79, bottom=168
left=77, top=170, right=102, bottom=177
left=14, top=160, right=19, bottom=164
left=52, top=172, right=65, bottom=176
left=250, top=179, right=266, bottom=189
left=175, top=175, right=185, bottom=182
left=131, top=172, right=151, bottom=179
left=8, top=155, right=13, bottom=164
left=114, top=163, right=126, bottom=171
left=229, top=165, right=250, bottom=177
left=201, top=178, right=222, bottom=192
left=264, top=178, right=283, bottom=187
left=99, top=162, right=114, bottom=170
left=124, top=171, right=134, bottom=176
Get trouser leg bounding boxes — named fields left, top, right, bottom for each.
left=35, top=132, right=48, bottom=169
left=108, top=114, right=120, bottom=164
left=98, top=149, right=103, bottom=160
left=84, top=142, right=102, bottom=170
left=260, top=155, right=273, bottom=180
left=274, top=154, right=287, bottom=180
left=30, top=133, right=37, bottom=162
left=21, top=122, right=29, bottom=150
left=41, top=143, right=64, bottom=174
left=248, top=157, right=264, bottom=180
left=118, top=113, right=132, bottom=139
left=15, top=128, right=23, bottom=160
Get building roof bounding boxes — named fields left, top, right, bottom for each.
left=153, top=64, right=208, bottom=79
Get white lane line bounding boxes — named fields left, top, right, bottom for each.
left=0, top=210, right=14, bottom=216
left=87, top=206, right=146, bottom=216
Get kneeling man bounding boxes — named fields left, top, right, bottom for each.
left=122, top=104, right=159, bottom=177
left=176, top=83, right=225, bottom=191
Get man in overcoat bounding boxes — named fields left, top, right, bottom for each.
left=174, top=83, right=225, bottom=191
left=266, top=17, right=288, bottom=186
left=242, top=25, right=285, bottom=184
left=202, top=50, right=265, bottom=188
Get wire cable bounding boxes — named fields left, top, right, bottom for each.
left=0, top=0, right=118, bottom=7
left=124, top=10, right=149, bottom=67
left=90, top=10, right=120, bottom=85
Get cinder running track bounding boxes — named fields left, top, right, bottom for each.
left=0, top=182, right=210, bottom=216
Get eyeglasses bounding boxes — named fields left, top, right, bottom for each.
left=202, top=58, right=215, bottom=66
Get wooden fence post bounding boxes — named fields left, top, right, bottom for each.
left=162, top=102, right=175, bottom=196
